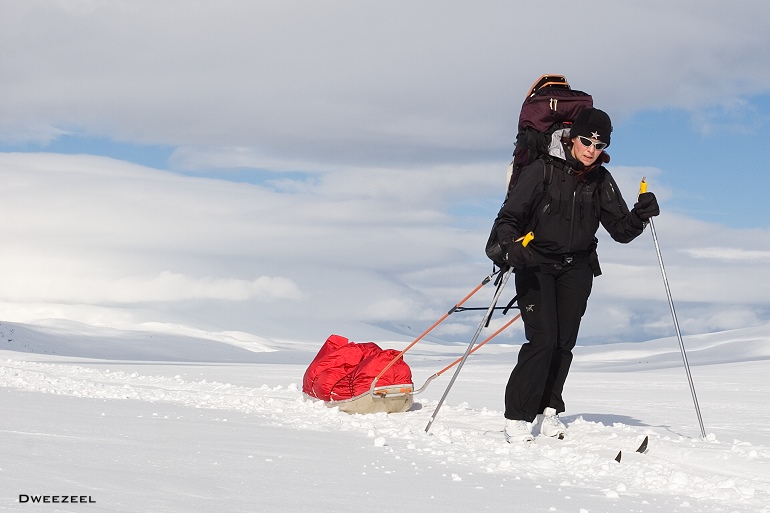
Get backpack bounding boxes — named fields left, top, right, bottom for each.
left=486, top=74, right=594, bottom=268
left=508, top=74, right=593, bottom=189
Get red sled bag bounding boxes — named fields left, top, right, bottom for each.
left=303, top=334, right=413, bottom=402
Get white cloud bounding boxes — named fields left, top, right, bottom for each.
left=692, top=98, right=765, bottom=136
left=168, top=146, right=330, bottom=174
left=0, top=270, right=302, bottom=304
left=112, top=273, right=303, bottom=303
left=358, top=298, right=421, bottom=322
left=3, top=1, right=770, bottom=168
left=0, top=152, right=488, bottom=335
left=683, top=248, right=770, bottom=261
left=3, top=2, right=770, bottom=344
left=2, top=152, right=770, bottom=343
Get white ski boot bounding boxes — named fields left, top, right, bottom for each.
left=538, top=407, right=566, bottom=439
left=504, top=419, right=534, bottom=443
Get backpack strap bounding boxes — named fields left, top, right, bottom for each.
left=522, top=158, right=554, bottom=235
left=544, top=159, right=554, bottom=187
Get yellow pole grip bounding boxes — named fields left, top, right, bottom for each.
left=640, top=177, right=648, bottom=195
left=516, top=231, right=535, bottom=247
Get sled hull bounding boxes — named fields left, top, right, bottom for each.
left=305, top=385, right=414, bottom=414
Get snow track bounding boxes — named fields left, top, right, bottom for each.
left=2, top=357, right=768, bottom=512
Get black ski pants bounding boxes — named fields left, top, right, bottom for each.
left=504, top=260, right=594, bottom=422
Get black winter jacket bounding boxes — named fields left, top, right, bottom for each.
left=494, top=154, right=645, bottom=267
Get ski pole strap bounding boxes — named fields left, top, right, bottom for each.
left=502, top=294, right=519, bottom=315
left=453, top=306, right=518, bottom=312
left=485, top=277, right=509, bottom=327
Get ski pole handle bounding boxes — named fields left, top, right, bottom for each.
left=639, top=177, right=648, bottom=195
left=515, top=231, right=534, bottom=247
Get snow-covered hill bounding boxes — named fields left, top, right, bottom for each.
left=1, top=319, right=769, bottom=512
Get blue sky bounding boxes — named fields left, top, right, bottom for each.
left=2, top=135, right=175, bottom=172
left=611, top=94, right=770, bottom=229
left=2, top=0, right=770, bottom=345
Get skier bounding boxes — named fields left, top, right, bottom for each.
left=493, top=107, right=660, bottom=442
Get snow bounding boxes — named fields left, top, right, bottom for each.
left=1, top=319, right=769, bottom=512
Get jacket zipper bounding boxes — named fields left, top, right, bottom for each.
left=567, top=183, right=579, bottom=253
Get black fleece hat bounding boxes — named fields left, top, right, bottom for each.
left=571, top=108, right=612, bottom=147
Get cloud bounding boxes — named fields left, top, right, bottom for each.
left=168, top=146, right=329, bottom=174
left=3, top=1, right=770, bottom=169
left=691, top=98, right=766, bottom=136
left=118, top=273, right=304, bottom=302
left=4, top=152, right=769, bottom=344
left=4, top=2, right=770, bottom=343
left=0, top=271, right=303, bottom=304
left=0, top=152, right=491, bottom=335
left=683, top=247, right=770, bottom=261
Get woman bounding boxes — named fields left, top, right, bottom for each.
left=493, top=107, right=660, bottom=442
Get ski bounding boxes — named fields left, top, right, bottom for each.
left=614, top=435, right=649, bottom=463
left=488, top=430, right=650, bottom=464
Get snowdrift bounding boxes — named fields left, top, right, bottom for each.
left=302, top=334, right=413, bottom=414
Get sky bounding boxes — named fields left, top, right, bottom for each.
left=2, top=0, right=770, bottom=345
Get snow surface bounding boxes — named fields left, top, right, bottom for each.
left=1, top=319, right=769, bottom=513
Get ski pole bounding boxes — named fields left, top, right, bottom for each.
left=640, top=178, right=707, bottom=439
left=425, top=267, right=513, bottom=433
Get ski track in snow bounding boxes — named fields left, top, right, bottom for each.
left=2, top=357, right=768, bottom=511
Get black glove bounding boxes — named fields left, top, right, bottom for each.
left=632, top=192, right=660, bottom=221
left=504, top=241, right=534, bottom=270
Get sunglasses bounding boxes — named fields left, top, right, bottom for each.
left=576, top=135, right=608, bottom=151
